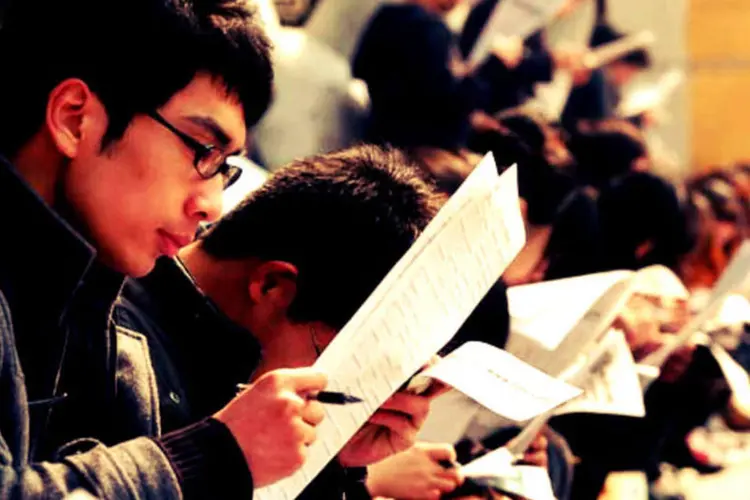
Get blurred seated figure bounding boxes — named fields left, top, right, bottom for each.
left=255, top=26, right=370, bottom=168
left=466, top=128, right=601, bottom=284
left=567, top=119, right=650, bottom=189
left=597, top=172, right=696, bottom=273
left=495, top=108, right=577, bottom=170
left=680, top=171, right=748, bottom=294
left=562, top=23, right=652, bottom=132
left=352, top=0, right=525, bottom=149
left=459, top=0, right=590, bottom=114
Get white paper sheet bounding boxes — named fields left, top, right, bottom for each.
left=642, top=243, right=750, bottom=368
left=710, top=344, right=750, bottom=402
left=509, top=274, right=634, bottom=379
left=416, top=342, right=582, bottom=423
left=468, top=0, right=567, bottom=67
left=508, top=265, right=686, bottom=379
left=529, top=30, right=655, bottom=120
left=507, top=271, right=633, bottom=352
left=255, top=155, right=526, bottom=500
left=708, top=240, right=750, bottom=304
left=618, top=70, right=685, bottom=118
left=462, top=447, right=515, bottom=477
left=463, top=456, right=556, bottom=500
left=556, top=330, right=645, bottom=417
left=416, top=390, right=483, bottom=444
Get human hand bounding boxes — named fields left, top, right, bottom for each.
left=553, top=48, right=591, bottom=85
left=214, top=367, right=327, bottom=487
left=659, top=344, right=696, bottom=383
left=366, top=442, right=464, bottom=500
left=491, top=35, right=524, bottom=69
left=518, top=430, right=549, bottom=470
left=338, top=390, right=434, bottom=466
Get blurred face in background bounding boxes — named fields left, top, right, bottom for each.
left=607, top=61, right=642, bottom=87
left=421, top=0, right=462, bottom=15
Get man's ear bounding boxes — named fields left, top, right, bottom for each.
left=247, top=261, right=299, bottom=312
left=46, top=78, right=98, bottom=159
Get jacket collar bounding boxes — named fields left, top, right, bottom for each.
left=0, top=155, right=124, bottom=405
left=128, top=256, right=263, bottom=383
left=0, top=155, right=100, bottom=323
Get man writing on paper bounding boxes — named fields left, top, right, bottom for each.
left=0, top=1, right=334, bottom=497
left=115, top=146, right=452, bottom=498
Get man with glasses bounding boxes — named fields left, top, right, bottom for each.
left=114, top=145, right=449, bottom=499
left=0, top=0, right=335, bottom=498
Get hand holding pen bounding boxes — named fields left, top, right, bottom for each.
left=237, top=383, right=363, bottom=405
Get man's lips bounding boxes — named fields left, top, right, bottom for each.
left=157, top=230, right=194, bottom=257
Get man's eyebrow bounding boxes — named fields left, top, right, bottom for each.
left=186, top=116, right=234, bottom=148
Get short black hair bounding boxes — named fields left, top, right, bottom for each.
left=201, top=145, right=446, bottom=330
left=597, top=172, right=695, bottom=271
left=468, top=128, right=577, bottom=225
left=591, top=23, right=651, bottom=69
left=0, top=0, right=273, bottom=158
left=568, top=119, right=647, bottom=189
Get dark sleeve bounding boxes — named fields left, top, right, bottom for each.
left=562, top=70, right=608, bottom=130
left=297, top=461, right=369, bottom=500
left=157, top=418, right=253, bottom=500
left=459, top=0, right=498, bottom=58
left=515, top=50, right=554, bottom=85
left=353, top=6, right=495, bottom=138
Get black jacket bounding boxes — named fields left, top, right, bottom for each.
left=459, top=0, right=555, bottom=113
left=0, top=155, right=254, bottom=499
left=115, top=257, right=370, bottom=499
left=352, top=3, right=507, bottom=149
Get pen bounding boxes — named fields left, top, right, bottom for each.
left=236, top=384, right=363, bottom=405
left=438, top=459, right=458, bottom=469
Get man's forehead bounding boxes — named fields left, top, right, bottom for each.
left=166, top=75, right=247, bottom=149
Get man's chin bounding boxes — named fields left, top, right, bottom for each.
left=102, top=251, right=158, bottom=278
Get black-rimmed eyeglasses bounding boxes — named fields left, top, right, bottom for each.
left=148, top=111, right=242, bottom=189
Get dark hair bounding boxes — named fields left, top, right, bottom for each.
left=568, top=119, right=647, bottom=188
left=0, top=0, right=273, bottom=158
left=545, top=190, right=603, bottom=279
left=406, top=147, right=477, bottom=195
left=590, top=23, right=651, bottom=69
left=496, top=111, right=548, bottom=154
left=201, top=145, right=445, bottom=330
left=468, top=128, right=576, bottom=225
left=440, top=280, right=510, bottom=356
left=688, top=171, right=747, bottom=226
left=597, top=172, right=695, bottom=271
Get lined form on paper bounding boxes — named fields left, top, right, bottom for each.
left=556, top=330, right=645, bottom=418
left=415, top=342, right=582, bottom=423
left=255, top=154, right=526, bottom=500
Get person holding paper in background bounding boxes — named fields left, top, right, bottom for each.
left=459, top=0, right=591, bottom=114
left=352, top=0, right=531, bottom=150
left=115, top=146, right=449, bottom=499
left=562, top=23, right=652, bottom=132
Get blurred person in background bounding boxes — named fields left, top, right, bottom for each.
left=459, top=0, right=591, bottom=114
left=353, top=0, right=540, bottom=150
left=567, top=118, right=650, bottom=190
left=562, top=23, right=652, bottom=132
left=596, top=172, right=696, bottom=273
left=679, top=170, right=748, bottom=301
